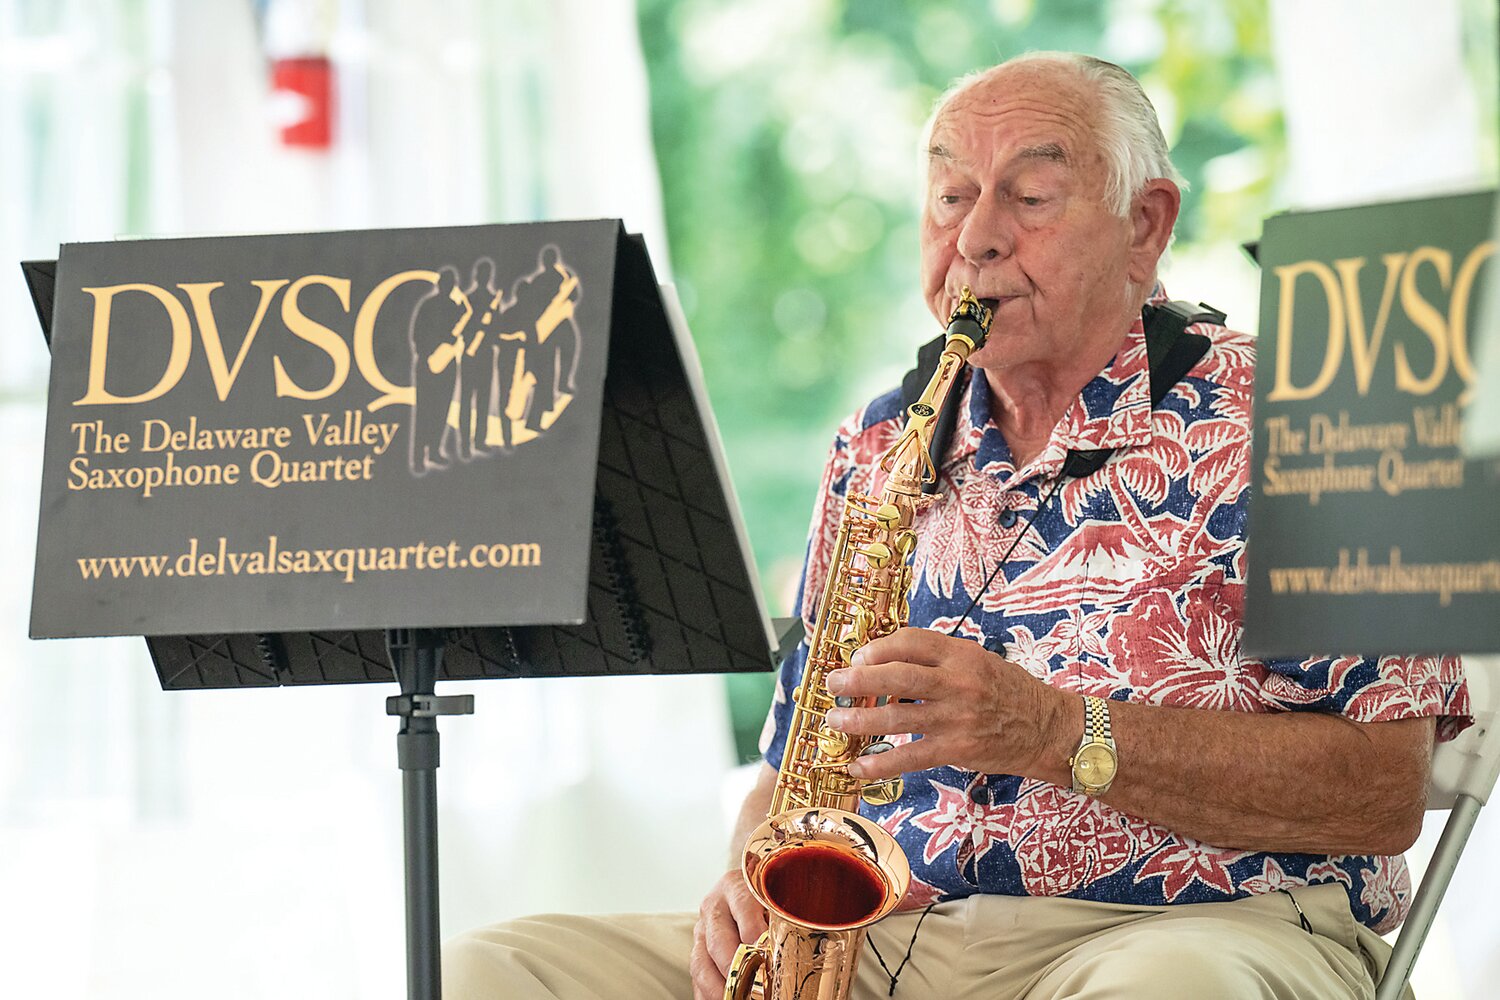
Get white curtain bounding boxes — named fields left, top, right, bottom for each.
left=0, top=2, right=730, bottom=998
left=1269, top=0, right=1488, bottom=210
left=1268, top=2, right=1496, bottom=997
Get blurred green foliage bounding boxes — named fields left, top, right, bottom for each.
left=635, top=0, right=1286, bottom=761
left=1464, top=0, right=1500, bottom=178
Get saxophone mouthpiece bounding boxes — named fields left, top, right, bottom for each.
left=944, top=286, right=993, bottom=356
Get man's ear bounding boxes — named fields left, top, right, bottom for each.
left=1127, top=179, right=1181, bottom=285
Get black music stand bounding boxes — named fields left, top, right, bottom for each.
left=22, top=230, right=777, bottom=1000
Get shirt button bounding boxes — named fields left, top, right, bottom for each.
left=998, top=508, right=1018, bottom=528
left=970, top=782, right=991, bottom=805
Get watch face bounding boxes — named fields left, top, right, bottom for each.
left=1075, top=743, right=1118, bottom=787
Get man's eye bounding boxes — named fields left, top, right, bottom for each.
left=938, top=194, right=964, bottom=205
left=1019, top=196, right=1045, bottom=207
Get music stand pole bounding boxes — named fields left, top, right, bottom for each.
left=386, top=628, right=474, bottom=1000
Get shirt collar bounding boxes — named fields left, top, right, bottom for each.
left=952, top=284, right=1168, bottom=485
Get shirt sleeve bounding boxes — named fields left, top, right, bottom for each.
left=1253, top=652, right=1471, bottom=742
left=1212, top=424, right=1472, bottom=741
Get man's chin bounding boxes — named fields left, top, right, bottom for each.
left=966, top=340, right=1010, bottom=370
left=966, top=326, right=1045, bottom=372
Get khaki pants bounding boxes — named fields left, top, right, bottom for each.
left=443, top=883, right=1409, bottom=999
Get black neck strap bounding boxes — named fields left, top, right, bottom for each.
left=899, top=300, right=1224, bottom=488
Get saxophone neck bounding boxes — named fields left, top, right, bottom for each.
left=879, top=286, right=994, bottom=487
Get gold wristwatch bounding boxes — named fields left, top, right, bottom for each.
left=1069, top=695, right=1118, bottom=796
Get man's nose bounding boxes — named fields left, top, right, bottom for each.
left=955, top=197, right=1013, bottom=265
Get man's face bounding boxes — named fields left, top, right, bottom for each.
left=919, top=65, right=1139, bottom=371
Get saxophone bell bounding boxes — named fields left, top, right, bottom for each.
left=727, top=808, right=911, bottom=1000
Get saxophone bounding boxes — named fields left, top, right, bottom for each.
left=724, top=288, right=993, bottom=1000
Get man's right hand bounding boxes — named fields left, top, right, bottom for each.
left=691, top=868, right=768, bottom=1000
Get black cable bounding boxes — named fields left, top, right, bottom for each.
left=866, top=902, right=937, bottom=996
left=947, top=472, right=1068, bottom=640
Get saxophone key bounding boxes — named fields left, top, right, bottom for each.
left=857, top=741, right=905, bottom=806
left=817, top=728, right=852, bottom=757
left=894, top=529, right=918, bottom=557
left=860, top=779, right=905, bottom=807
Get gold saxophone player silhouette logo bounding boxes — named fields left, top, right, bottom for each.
left=407, top=244, right=583, bottom=475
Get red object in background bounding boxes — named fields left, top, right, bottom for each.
left=270, top=56, right=334, bottom=149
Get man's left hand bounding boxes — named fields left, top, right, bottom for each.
left=825, top=627, right=1071, bottom=780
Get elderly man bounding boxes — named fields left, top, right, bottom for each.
left=443, top=52, right=1468, bottom=1000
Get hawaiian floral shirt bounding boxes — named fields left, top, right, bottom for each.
left=760, top=298, right=1470, bottom=934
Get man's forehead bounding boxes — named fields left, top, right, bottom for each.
left=928, top=64, right=1096, bottom=165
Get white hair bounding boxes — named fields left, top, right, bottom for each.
left=921, top=52, right=1186, bottom=218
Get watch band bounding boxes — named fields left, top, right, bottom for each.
left=1070, top=695, right=1118, bottom=796
left=1084, top=694, right=1112, bottom=744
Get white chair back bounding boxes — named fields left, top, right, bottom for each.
left=1427, top=655, right=1500, bottom=809
left=1380, top=654, right=1500, bottom=1000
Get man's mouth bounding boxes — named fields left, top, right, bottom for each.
left=972, top=294, right=1019, bottom=315
left=954, top=287, right=1016, bottom=307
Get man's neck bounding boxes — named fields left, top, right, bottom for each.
left=980, top=300, right=1145, bottom=470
